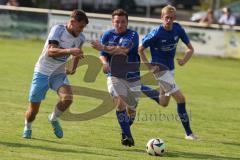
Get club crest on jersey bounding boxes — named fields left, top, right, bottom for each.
left=119, top=38, right=133, bottom=48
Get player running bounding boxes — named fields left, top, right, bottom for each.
left=22, top=10, right=88, bottom=139
left=91, top=9, right=140, bottom=147
left=139, top=5, right=197, bottom=140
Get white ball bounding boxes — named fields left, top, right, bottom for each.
left=146, top=138, right=166, bottom=156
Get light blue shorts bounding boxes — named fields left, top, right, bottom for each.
left=29, top=72, right=69, bottom=102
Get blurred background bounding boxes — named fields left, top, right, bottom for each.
left=0, top=0, right=239, bottom=21
left=0, top=0, right=240, bottom=58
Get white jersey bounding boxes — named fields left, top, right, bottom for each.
left=34, top=24, right=85, bottom=76
left=218, top=14, right=236, bottom=26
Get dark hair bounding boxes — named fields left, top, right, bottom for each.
left=71, top=10, right=89, bottom=24
left=112, top=9, right=128, bottom=20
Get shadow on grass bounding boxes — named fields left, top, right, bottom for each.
left=163, top=136, right=239, bottom=159
left=0, top=140, right=117, bottom=158
left=164, top=151, right=239, bottom=160
left=222, top=141, right=240, bottom=147
left=109, top=147, right=145, bottom=154
left=31, top=137, right=63, bottom=144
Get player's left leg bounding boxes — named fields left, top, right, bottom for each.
left=23, top=102, right=41, bottom=139
left=48, top=84, right=73, bottom=138
left=48, top=73, right=72, bottom=138
left=171, top=90, right=196, bottom=140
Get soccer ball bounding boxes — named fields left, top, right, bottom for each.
left=146, top=138, right=166, bottom=156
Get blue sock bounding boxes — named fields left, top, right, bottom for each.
left=177, top=103, right=193, bottom=136
left=116, top=110, right=132, bottom=138
left=141, top=84, right=160, bottom=103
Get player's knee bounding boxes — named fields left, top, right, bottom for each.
left=60, top=93, right=73, bottom=102
left=114, top=97, right=126, bottom=111
left=60, top=95, right=73, bottom=107
left=159, top=101, right=169, bottom=107
left=116, top=104, right=126, bottom=111
left=159, top=98, right=169, bottom=107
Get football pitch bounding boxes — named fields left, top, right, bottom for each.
left=0, top=38, right=239, bottom=160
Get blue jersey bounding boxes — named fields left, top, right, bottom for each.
left=142, top=22, right=190, bottom=70
left=100, top=29, right=140, bottom=81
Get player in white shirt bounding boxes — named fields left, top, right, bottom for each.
left=22, top=10, right=89, bottom=139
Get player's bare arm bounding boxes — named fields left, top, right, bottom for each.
left=91, top=40, right=129, bottom=55
left=65, top=56, right=80, bottom=75
left=138, top=45, right=160, bottom=73
left=99, top=55, right=110, bottom=74
left=66, top=44, right=84, bottom=75
left=48, top=43, right=84, bottom=59
left=176, top=43, right=194, bottom=66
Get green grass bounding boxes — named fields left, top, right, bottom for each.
left=0, top=38, right=240, bottom=160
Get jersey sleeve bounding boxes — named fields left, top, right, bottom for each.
left=179, top=25, right=190, bottom=45
left=48, top=25, right=63, bottom=45
left=141, top=27, right=158, bottom=48
left=130, top=31, right=139, bottom=50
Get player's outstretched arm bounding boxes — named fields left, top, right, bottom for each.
left=177, top=43, right=194, bottom=66
left=91, top=40, right=129, bottom=55
left=48, top=44, right=84, bottom=59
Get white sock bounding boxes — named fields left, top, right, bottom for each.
left=24, top=119, right=32, bottom=130
left=49, top=107, right=63, bottom=121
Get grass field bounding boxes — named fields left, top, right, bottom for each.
left=0, top=38, right=240, bottom=160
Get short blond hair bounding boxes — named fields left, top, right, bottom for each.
left=161, top=5, right=176, bottom=16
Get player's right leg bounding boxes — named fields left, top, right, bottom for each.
left=171, top=90, right=197, bottom=140
left=23, top=102, right=41, bottom=138
left=48, top=74, right=72, bottom=138
left=23, top=72, right=49, bottom=139
left=114, top=96, right=135, bottom=147
left=107, top=76, right=134, bottom=147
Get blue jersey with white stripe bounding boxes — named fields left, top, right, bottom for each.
left=100, top=29, right=140, bottom=81
left=142, top=22, right=190, bottom=70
